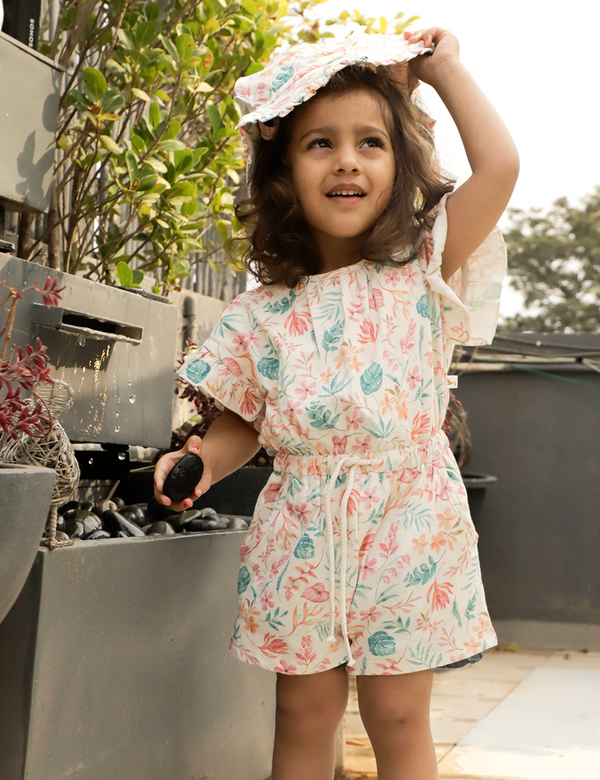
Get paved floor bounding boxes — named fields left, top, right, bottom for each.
left=343, top=648, right=600, bottom=780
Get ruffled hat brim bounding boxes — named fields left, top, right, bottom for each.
left=234, top=32, right=435, bottom=164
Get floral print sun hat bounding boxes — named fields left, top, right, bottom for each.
left=234, top=32, right=436, bottom=165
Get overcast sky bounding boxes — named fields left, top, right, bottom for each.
left=312, top=0, right=599, bottom=316
left=318, top=0, right=599, bottom=216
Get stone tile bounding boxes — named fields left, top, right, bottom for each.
left=438, top=667, right=600, bottom=779
left=438, top=745, right=600, bottom=780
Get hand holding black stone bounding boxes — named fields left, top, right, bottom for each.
left=162, top=452, right=204, bottom=504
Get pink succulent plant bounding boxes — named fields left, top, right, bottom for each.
left=0, top=278, right=65, bottom=450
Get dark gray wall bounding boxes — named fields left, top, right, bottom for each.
left=456, top=360, right=600, bottom=625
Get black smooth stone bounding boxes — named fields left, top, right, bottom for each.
left=84, top=529, right=111, bottom=540
left=198, top=507, right=220, bottom=523
left=147, top=496, right=181, bottom=521
left=58, top=500, right=79, bottom=514
left=56, top=515, right=66, bottom=533
left=146, top=521, right=176, bottom=536
left=94, top=499, right=117, bottom=516
left=61, top=508, right=78, bottom=525
left=55, top=531, right=70, bottom=542
left=113, top=496, right=126, bottom=510
left=141, top=524, right=152, bottom=533
left=162, top=452, right=204, bottom=504
left=188, top=517, right=228, bottom=532
left=76, top=511, right=102, bottom=536
left=122, top=505, right=146, bottom=526
left=70, top=521, right=85, bottom=539
left=116, top=531, right=128, bottom=538
left=227, top=517, right=250, bottom=531
left=102, top=510, right=145, bottom=537
left=169, top=509, right=200, bottom=532
left=81, top=501, right=94, bottom=511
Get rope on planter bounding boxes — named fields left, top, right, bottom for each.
left=0, top=380, right=78, bottom=550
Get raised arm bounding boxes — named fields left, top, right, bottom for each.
left=154, top=408, right=261, bottom=511
left=406, top=28, right=519, bottom=281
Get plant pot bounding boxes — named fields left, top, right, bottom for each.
left=0, top=463, right=54, bottom=625
left=0, top=32, right=63, bottom=212
left=462, top=472, right=497, bottom=529
left=0, top=533, right=275, bottom=780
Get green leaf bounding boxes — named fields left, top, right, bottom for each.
left=172, top=259, right=190, bottom=278
left=116, top=261, right=133, bottom=287
left=99, top=135, right=123, bottom=155
left=149, top=101, right=161, bottom=129
left=157, top=139, right=186, bottom=152
left=145, top=2, right=160, bottom=21
left=132, top=87, right=151, bottom=102
left=207, top=103, right=223, bottom=133
left=100, top=88, right=124, bottom=113
left=176, top=33, right=195, bottom=61
left=216, top=220, right=229, bottom=243
left=135, top=21, right=160, bottom=48
left=173, top=149, right=194, bottom=173
left=132, top=269, right=144, bottom=285
left=83, top=67, right=107, bottom=101
left=126, top=153, right=138, bottom=186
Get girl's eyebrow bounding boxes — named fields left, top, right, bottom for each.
left=297, top=124, right=389, bottom=143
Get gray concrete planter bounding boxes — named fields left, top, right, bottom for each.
left=0, top=33, right=62, bottom=212
left=0, top=529, right=274, bottom=780
left=0, top=463, right=54, bottom=625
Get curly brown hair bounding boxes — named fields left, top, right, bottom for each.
left=235, top=64, right=454, bottom=288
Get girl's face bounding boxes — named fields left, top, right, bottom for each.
left=288, top=88, right=396, bottom=267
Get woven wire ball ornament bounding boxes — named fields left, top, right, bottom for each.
left=0, top=380, right=79, bottom=549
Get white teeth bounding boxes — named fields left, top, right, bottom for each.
left=328, top=190, right=364, bottom=197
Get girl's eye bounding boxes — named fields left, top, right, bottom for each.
left=362, top=137, right=384, bottom=148
left=308, top=138, right=331, bottom=149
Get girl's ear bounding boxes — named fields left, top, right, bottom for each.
left=258, top=119, right=279, bottom=142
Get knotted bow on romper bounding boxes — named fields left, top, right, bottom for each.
left=177, top=195, right=505, bottom=675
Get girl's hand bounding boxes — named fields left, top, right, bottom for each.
left=403, top=27, right=460, bottom=87
left=153, top=435, right=213, bottom=511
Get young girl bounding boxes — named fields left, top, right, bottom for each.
left=155, top=27, right=518, bottom=780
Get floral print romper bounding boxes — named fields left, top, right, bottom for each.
left=178, top=196, right=506, bottom=675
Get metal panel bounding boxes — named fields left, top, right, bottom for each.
left=0, top=33, right=62, bottom=212
left=0, top=533, right=275, bottom=780
left=454, top=343, right=600, bottom=625
left=0, top=256, right=178, bottom=448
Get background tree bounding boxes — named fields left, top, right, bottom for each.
left=501, top=187, right=600, bottom=332
left=23, top=0, right=416, bottom=294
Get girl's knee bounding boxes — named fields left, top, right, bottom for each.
left=356, top=670, right=433, bottom=731
left=276, top=669, right=348, bottom=730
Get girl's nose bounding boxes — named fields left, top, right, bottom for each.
left=334, top=145, right=361, bottom=173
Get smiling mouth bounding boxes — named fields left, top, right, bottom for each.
left=326, top=190, right=366, bottom=198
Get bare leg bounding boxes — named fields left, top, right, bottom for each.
left=272, top=666, right=348, bottom=780
left=356, top=669, right=438, bottom=780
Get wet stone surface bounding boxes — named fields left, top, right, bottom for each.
left=49, top=500, right=250, bottom=542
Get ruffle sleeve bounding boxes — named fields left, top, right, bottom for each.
left=176, top=294, right=274, bottom=429
left=419, top=193, right=507, bottom=346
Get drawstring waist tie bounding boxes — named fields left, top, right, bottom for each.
left=273, top=432, right=449, bottom=667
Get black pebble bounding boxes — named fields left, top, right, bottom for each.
left=70, top=521, right=85, bottom=539
left=113, top=497, right=126, bottom=510
left=146, top=521, right=176, bottom=536
left=85, top=529, right=111, bottom=540
left=169, top=509, right=200, bottom=532
left=102, top=511, right=145, bottom=537
left=123, top=505, right=147, bottom=526
left=162, top=452, right=204, bottom=504
left=61, top=508, right=78, bottom=524
left=58, top=500, right=79, bottom=514
left=189, top=516, right=228, bottom=532
left=147, top=496, right=181, bottom=520
left=81, top=501, right=94, bottom=511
